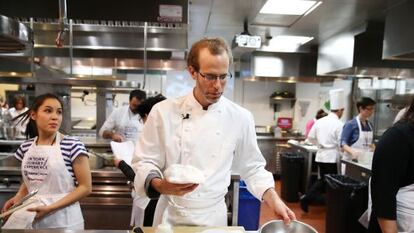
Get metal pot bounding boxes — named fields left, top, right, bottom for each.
left=87, top=152, right=105, bottom=170
left=259, top=220, right=318, bottom=233
left=4, top=126, right=16, bottom=140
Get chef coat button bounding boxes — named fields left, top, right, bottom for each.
left=216, top=131, right=221, bottom=136
left=184, top=128, right=189, bottom=132
left=212, top=154, right=216, bottom=158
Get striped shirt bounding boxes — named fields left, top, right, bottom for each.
left=14, top=136, right=88, bottom=184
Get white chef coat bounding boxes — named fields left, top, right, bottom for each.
left=8, top=107, right=29, bottom=138
left=99, top=105, right=144, bottom=142
left=307, top=112, right=344, bottom=163
left=132, top=92, right=274, bottom=226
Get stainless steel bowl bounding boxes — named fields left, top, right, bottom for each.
left=259, top=220, right=318, bottom=233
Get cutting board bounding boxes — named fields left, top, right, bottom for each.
left=141, top=226, right=246, bottom=233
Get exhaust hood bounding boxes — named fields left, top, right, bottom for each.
left=0, top=0, right=188, bottom=78
left=317, top=22, right=414, bottom=78
left=0, top=14, right=33, bottom=53
left=383, top=1, right=414, bottom=60
left=239, top=50, right=320, bottom=82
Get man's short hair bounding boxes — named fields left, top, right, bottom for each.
left=129, top=89, right=146, bottom=101
left=186, top=37, right=233, bottom=71
left=137, top=94, right=166, bottom=119
left=356, top=97, right=376, bottom=111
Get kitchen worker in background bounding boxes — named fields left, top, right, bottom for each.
left=300, top=89, right=345, bottom=213
left=368, top=97, right=414, bottom=233
left=113, top=94, right=166, bottom=227
left=99, top=89, right=146, bottom=142
left=341, top=97, right=376, bottom=163
left=8, top=95, right=29, bottom=138
left=0, top=95, right=8, bottom=114
left=132, top=37, right=296, bottom=226
left=305, top=109, right=327, bottom=137
left=1, top=93, right=91, bottom=229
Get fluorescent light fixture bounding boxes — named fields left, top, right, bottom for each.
left=273, top=35, right=314, bottom=45
left=304, top=1, right=322, bottom=15
left=260, top=0, right=320, bottom=15
left=261, top=35, right=314, bottom=52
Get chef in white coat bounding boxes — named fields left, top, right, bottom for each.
left=99, top=89, right=146, bottom=142
left=341, top=97, right=376, bottom=165
left=300, top=89, right=345, bottom=213
left=8, top=95, right=29, bottom=138
left=132, top=37, right=296, bottom=226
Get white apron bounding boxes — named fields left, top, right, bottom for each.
left=130, top=190, right=149, bottom=227
left=342, top=116, right=373, bottom=174
left=153, top=195, right=227, bottom=226
left=120, top=110, right=143, bottom=142
left=5, top=134, right=84, bottom=229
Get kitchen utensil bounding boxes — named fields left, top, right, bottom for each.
left=87, top=151, right=105, bottom=170
left=0, top=189, right=38, bottom=219
left=259, top=220, right=318, bottom=233
left=4, top=126, right=16, bottom=140
left=11, top=189, right=38, bottom=209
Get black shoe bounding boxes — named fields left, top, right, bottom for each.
left=300, top=195, right=309, bottom=213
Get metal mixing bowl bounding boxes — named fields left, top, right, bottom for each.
left=259, top=220, right=318, bottom=233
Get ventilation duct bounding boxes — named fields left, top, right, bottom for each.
left=0, top=14, right=33, bottom=53
left=317, top=22, right=414, bottom=78
left=239, top=50, right=318, bottom=82
left=383, top=1, right=414, bottom=60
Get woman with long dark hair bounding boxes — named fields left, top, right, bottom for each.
left=369, top=97, right=414, bottom=232
left=1, top=93, right=91, bottom=229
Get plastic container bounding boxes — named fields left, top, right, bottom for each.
left=238, top=181, right=260, bottom=231
left=280, top=152, right=304, bottom=202
left=325, top=174, right=368, bottom=233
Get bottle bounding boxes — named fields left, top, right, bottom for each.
left=274, top=126, right=282, bottom=138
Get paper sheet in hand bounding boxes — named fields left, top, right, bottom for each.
left=2, top=199, right=42, bottom=229
left=110, top=141, right=135, bottom=166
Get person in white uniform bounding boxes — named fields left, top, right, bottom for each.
left=300, top=89, right=345, bottom=213
left=132, top=37, right=296, bottom=226
left=8, top=95, right=29, bottom=138
left=99, top=89, right=146, bottom=142
left=113, top=94, right=166, bottom=227
left=341, top=97, right=376, bottom=165
left=368, top=97, right=414, bottom=233
left=1, top=93, right=91, bottom=229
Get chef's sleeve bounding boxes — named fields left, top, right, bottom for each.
left=98, top=110, right=117, bottom=137
left=132, top=105, right=165, bottom=198
left=340, top=121, right=354, bottom=147
left=233, top=111, right=274, bottom=201
left=371, top=126, right=409, bottom=220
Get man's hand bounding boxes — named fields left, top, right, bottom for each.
left=263, top=187, right=296, bottom=225
left=151, top=178, right=198, bottom=196
left=111, top=133, right=124, bottom=142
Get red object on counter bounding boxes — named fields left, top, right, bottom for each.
left=277, top=117, right=293, bottom=129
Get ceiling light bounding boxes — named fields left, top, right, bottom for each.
left=260, top=0, right=320, bottom=15
left=273, top=35, right=314, bottom=45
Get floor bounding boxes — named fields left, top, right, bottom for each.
left=259, top=181, right=326, bottom=233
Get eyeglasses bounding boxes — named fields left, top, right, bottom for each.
left=197, top=71, right=232, bottom=82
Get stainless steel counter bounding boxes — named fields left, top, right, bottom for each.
left=341, top=159, right=371, bottom=183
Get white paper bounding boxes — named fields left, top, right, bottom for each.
left=2, top=199, right=42, bottom=229
left=110, top=141, right=135, bottom=166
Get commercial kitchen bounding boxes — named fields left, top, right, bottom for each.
left=1, top=0, right=414, bottom=232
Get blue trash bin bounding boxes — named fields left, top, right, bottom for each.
left=237, top=181, right=261, bottom=231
